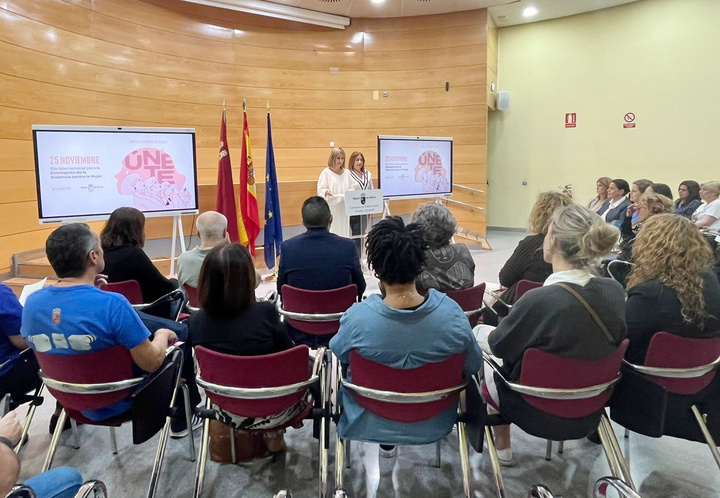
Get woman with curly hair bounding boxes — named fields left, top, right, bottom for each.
left=625, top=214, right=720, bottom=364
left=412, top=202, right=475, bottom=292
left=617, top=191, right=674, bottom=262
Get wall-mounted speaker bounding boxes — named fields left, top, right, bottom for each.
left=497, top=91, right=510, bottom=111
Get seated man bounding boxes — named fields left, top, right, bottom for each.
left=21, top=223, right=177, bottom=422
left=177, top=211, right=229, bottom=288
left=0, top=283, right=42, bottom=408
left=278, top=196, right=366, bottom=345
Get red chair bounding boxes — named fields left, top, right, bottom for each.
left=277, top=285, right=357, bottom=336
left=333, top=351, right=472, bottom=497
left=193, top=345, right=328, bottom=498
left=446, top=282, right=487, bottom=326
left=35, top=346, right=195, bottom=498
left=610, top=332, right=720, bottom=471
left=483, top=279, right=543, bottom=321
left=183, top=284, right=200, bottom=308
left=478, top=340, right=632, bottom=496
left=99, top=280, right=143, bottom=305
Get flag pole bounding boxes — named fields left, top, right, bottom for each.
left=243, top=99, right=247, bottom=112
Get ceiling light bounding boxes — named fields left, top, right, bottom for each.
left=523, top=6, right=538, bottom=17
left=371, top=0, right=385, bottom=4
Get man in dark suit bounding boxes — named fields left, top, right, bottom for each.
left=278, top=196, right=366, bottom=346
left=278, top=196, right=365, bottom=298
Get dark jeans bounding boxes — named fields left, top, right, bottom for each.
left=0, top=350, right=43, bottom=410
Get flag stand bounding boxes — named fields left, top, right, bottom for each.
left=169, top=214, right=187, bottom=275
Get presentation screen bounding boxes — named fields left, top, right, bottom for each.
left=377, top=135, right=453, bottom=199
left=32, top=125, right=199, bottom=223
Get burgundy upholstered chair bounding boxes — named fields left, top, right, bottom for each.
left=277, top=284, right=357, bottom=336
left=99, top=280, right=143, bottom=305
left=446, top=282, right=487, bottom=326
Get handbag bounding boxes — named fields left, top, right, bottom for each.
left=208, top=420, right=269, bottom=463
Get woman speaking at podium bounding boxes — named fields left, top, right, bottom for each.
left=348, top=151, right=374, bottom=257
left=317, top=147, right=354, bottom=238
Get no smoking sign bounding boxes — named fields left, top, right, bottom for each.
left=623, top=112, right=636, bottom=129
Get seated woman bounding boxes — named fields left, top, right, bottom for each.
left=588, top=177, right=612, bottom=213
left=474, top=205, right=626, bottom=465
left=627, top=178, right=653, bottom=225
left=693, top=181, right=720, bottom=234
left=674, top=180, right=702, bottom=219
left=597, top=179, right=632, bottom=226
left=625, top=214, right=720, bottom=365
left=100, top=207, right=177, bottom=303
left=412, top=203, right=475, bottom=292
left=188, top=243, right=295, bottom=452
left=329, top=217, right=482, bottom=454
left=494, top=191, right=572, bottom=310
left=618, top=192, right=673, bottom=263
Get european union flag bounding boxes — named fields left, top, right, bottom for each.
left=264, top=112, right=283, bottom=268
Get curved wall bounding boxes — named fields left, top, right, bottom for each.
left=0, top=0, right=488, bottom=273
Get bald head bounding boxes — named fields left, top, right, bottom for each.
left=196, top=211, right=228, bottom=247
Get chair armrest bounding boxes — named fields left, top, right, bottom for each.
left=39, top=372, right=145, bottom=395
left=196, top=375, right=319, bottom=399
left=275, top=299, right=344, bottom=322
left=312, top=347, right=326, bottom=377
left=594, top=477, right=641, bottom=498
left=484, top=290, right=512, bottom=311
left=73, top=480, right=108, bottom=498
left=5, top=484, right=37, bottom=498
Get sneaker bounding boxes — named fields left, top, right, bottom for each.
left=379, top=444, right=397, bottom=458
left=170, top=413, right=203, bottom=439
left=483, top=439, right=515, bottom=467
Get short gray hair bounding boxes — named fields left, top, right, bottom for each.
left=196, top=211, right=227, bottom=242
left=411, top=202, right=456, bottom=249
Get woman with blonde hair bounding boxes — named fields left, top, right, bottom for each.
left=617, top=191, right=674, bottom=262
left=693, top=181, right=720, bottom=233
left=474, top=204, right=626, bottom=465
left=588, top=177, right=612, bottom=213
left=317, top=147, right=354, bottom=238
left=625, top=214, right=720, bottom=364
left=493, top=192, right=573, bottom=308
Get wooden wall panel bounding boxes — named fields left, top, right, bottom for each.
left=0, top=0, right=489, bottom=274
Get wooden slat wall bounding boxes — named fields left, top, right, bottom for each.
left=0, top=0, right=489, bottom=274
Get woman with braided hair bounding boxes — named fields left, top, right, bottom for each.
left=329, top=216, right=482, bottom=478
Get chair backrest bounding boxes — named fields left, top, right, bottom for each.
left=280, top=284, right=357, bottom=335
left=644, top=332, right=720, bottom=395
left=445, top=282, right=487, bottom=314
left=100, top=280, right=143, bottom=304
left=195, top=345, right=310, bottom=417
left=516, top=280, right=543, bottom=301
left=183, top=284, right=200, bottom=308
left=35, top=345, right=137, bottom=413
left=348, top=350, right=465, bottom=423
left=517, top=339, right=628, bottom=418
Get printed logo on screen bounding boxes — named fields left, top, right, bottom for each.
left=80, top=184, right=104, bottom=193
left=415, top=151, right=450, bottom=192
left=115, top=148, right=194, bottom=211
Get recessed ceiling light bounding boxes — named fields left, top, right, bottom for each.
left=523, top=6, right=538, bottom=17
left=371, top=0, right=385, bottom=4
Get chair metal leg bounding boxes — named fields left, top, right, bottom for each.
left=0, top=393, right=10, bottom=416
left=15, top=384, right=44, bottom=453
left=193, top=399, right=212, bottom=498
left=43, top=409, right=67, bottom=472
left=434, top=440, right=442, bottom=468
left=457, top=421, right=473, bottom=498
left=318, top=350, right=330, bottom=498
left=484, top=426, right=506, bottom=498
left=691, top=404, right=720, bottom=471
left=181, top=384, right=196, bottom=461
left=335, top=434, right=345, bottom=492
left=230, top=427, right=237, bottom=464
left=146, top=416, right=172, bottom=498
left=545, top=440, right=552, bottom=461
left=597, top=418, right=625, bottom=486
left=600, top=414, right=635, bottom=491
left=557, top=441, right=564, bottom=454
left=70, top=419, right=80, bottom=449
left=109, top=426, right=118, bottom=454
left=345, top=439, right=351, bottom=469
left=624, top=428, right=630, bottom=439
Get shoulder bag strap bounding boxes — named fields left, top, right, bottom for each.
left=555, top=282, right=615, bottom=343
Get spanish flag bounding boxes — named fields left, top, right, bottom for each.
left=239, top=101, right=261, bottom=256
left=215, top=103, right=243, bottom=244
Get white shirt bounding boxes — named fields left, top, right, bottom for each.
left=544, top=269, right=594, bottom=287
left=694, top=198, right=720, bottom=233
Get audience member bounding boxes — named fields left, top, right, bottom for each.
left=588, top=177, right=612, bottom=212
left=100, top=207, right=176, bottom=302
left=330, top=217, right=482, bottom=459
left=177, top=211, right=229, bottom=288
left=627, top=179, right=653, bottom=224
left=189, top=243, right=295, bottom=453
left=493, top=192, right=572, bottom=311
left=674, top=180, right=702, bottom=218
left=0, top=411, right=83, bottom=498
left=647, top=182, right=673, bottom=200
left=693, top=181, right=720, bottom=233
left=412, top=202, right=475, bottom=292
left=597, top=179, right=632, bottom=226
left=0, top=283, right=41, bottom=408
left=618, top=192, right=673, bottom=262
left=473, top=205, right=625, bottom=465
left=21, top=224, right=177, bottom=423
left=278, top=197, right=365, bottom=345
left=625, top=214, right=720, bottom=364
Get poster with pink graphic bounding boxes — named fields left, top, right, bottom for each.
left=32, top=126, right=199, bottom=223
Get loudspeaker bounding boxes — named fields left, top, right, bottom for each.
left=497, top=91, right=510, bottom=111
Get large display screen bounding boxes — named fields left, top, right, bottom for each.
left=32, top=125, right=199, bottom=223
left=377, top=135, right=453, bottom=199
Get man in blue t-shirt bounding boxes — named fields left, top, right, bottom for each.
left=21, top=223, right=177, bottom=422
left=0, top=283, right=42, bottom=408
